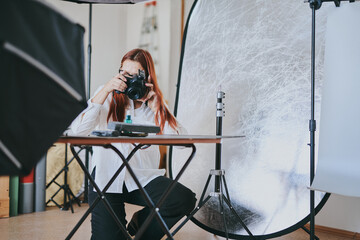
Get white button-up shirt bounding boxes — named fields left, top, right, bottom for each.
left=69, top=86, right=186, bottom=193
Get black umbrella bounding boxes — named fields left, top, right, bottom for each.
left=0, top=0, right=87, bottom=175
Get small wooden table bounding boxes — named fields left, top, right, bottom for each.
left=57, top=135, right=236, bottom=240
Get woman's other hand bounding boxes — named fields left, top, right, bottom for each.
left=141, top=83, right=160, bottom=112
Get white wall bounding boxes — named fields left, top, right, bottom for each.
left=90, top=5, right=127, bottom=96
left=46, top=0, right=198, bottom=108
left=317, top=195, right=360, bottom=232
left=45, top=0, right=127, bottom=98
left=124, top=0, right=172, bottom=102
left=123, top=0, right=194, bottom=110
left=48, top=0, right=182, bottom=108
left=45, top=0, right=360, bottom=234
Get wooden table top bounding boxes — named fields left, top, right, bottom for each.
left=57, top=135, right=244, bottom=145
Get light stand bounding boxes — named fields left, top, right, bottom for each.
left=87, top=4, right=92, bottom=101
left=215, top=90, right=224, bottom=192
left=82, top=3, right=93, bottom=204
left=170, top=90, right=255, bottom=240
left=308, top=2, right=320, bottom=239
left=306, top=1, right=355, bottom=239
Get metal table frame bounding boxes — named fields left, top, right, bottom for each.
left=57, top=135, right=224, bottom=240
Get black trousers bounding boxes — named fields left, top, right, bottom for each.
left=89, top=172, right=196, bottom=240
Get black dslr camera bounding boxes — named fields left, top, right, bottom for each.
left=115, top=69, right=147, bottom=100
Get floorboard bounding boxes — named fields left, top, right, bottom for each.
left=0, top=204, right=355, bottom=240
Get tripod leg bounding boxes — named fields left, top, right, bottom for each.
left=170, top=195, right=212, bottom=237
left=218, top=193, right=229, bottom=240
left=170, top=173, right=214, bottom=238
left=170, top=173, right=213, bottom=237
left=222, top=196, right=255, bottom=238
left=221, top=174, right=256, bottom=238
left=48, top=198, right=62, bottom=209
left=62, top=185, right=69, bottom=211
left=222, top=174, right=231, bottom=202
left=47, top=184, right=63, bottom=209
left=67, top=190, right=74, bottom=213
left=67, top=186, right=81, bottom=207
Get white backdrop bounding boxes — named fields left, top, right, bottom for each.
left=311, top=3, right=360, bottom=197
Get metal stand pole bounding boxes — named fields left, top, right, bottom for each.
left=308, top=1, right=323, bottom=239
left=215, top=89, right=224, bottom=192
left=87, top=3, right=92, bottom=100
left=308, top=2, right=319, bottom=239
left=83, top=4, right=93, bottom=203
left=307, top=1, right=353, bottom=239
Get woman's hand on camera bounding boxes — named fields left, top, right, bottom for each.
left=91, top=73, right=127, bottom=105
left=104, top=73, right=127, bottom=94
left=141, top=83, right=160, bottom=112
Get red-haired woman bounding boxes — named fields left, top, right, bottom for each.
left=70, top=49, right=196, bottom=240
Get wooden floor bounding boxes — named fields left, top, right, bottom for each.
left=0, top=204, right=355, bottom=240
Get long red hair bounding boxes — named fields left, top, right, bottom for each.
left=107, top=49, right=178, bottom=134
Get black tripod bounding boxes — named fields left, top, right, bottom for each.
left=171, top=90, right=255, bottom=239
left=46, top=143, right=83, bottom=213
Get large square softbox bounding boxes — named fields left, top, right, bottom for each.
left=0, top=0, right=87, bottom=175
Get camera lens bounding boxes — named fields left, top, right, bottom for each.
left=127, top=87, right=143, bottom=100
left=125, top=75, right=146, bottom=100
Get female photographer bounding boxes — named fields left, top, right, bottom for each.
left=70, top=48, right=196, bottom=240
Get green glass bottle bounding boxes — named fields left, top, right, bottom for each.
left=125, top=110, right=132, bottom=124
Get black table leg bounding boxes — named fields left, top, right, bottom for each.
left=106, top=144, right=197, bottom=240
left=66, top=143, right=197, bottom=240
left=66, top=144, right=143, bottom=240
